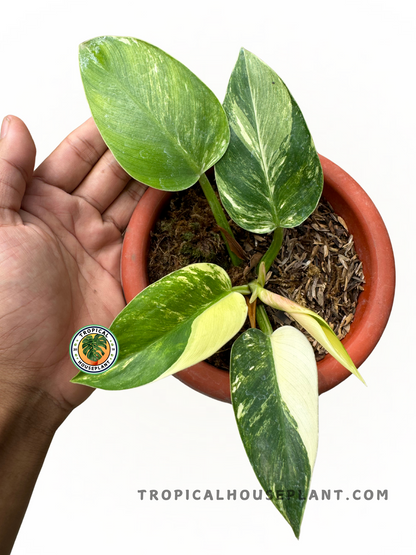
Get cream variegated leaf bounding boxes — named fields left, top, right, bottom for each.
left=79, top=36, right=229, bottom=191
left=215, top=48, right=323, bottom=233
left=71, top=264, right=247, bottom=390
left=230, top=326, right=318, bottom=538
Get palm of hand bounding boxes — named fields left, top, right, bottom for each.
left=0, top=118, right=146, bottom=410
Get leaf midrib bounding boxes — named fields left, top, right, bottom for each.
left=242, top=51, right=279, bottom=222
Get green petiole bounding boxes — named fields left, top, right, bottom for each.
left=231, top=285, right=251, bottom=295
left=256, top=304, right=273, bottom=336
left=257, top=227, right=284, bottom=274
left=199, top=172, right=243, bottom=267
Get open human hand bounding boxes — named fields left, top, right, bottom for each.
left=0, top=116, right=146, bottom=416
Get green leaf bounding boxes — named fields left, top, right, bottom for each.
left=215, top=48, right=323, bottom=233
left=256, top=286, right=366, bottom=384
left=71, top=264, right=247, bottom=390
left=230, top=326, right=318, bottom=538
left=79, top=36, right=230, bottom=191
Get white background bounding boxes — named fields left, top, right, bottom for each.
left=1, top=0, right=414, bottom=553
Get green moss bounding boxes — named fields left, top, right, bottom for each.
left=182, top=232, right=195, bottom=241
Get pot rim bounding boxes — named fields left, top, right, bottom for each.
left=121, top=155, right=395, bottom=402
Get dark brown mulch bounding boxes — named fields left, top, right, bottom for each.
left=148, top=182, right=365, bottom=369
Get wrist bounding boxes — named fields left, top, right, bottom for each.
left=0, top=379, right=70, bottom=443
left=0, top=380, right=71, bottom=555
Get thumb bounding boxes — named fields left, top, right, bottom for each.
left=0, top=115, right=36, bottom=225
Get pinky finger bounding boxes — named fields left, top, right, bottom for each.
left=102, top=180, right=147, bottom=233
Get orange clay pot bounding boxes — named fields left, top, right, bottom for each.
left=121, top=155, right=395, bottom=402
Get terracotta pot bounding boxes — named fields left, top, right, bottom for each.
left=121, top=155, right=395, bottom=402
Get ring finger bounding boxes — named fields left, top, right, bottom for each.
left=102, top=180, right=147, bottom=233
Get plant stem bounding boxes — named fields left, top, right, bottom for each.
left=257, top=227, right=284, bottom=273
left=256, top=304, right=273, bottom=336
left=231, top=285, right=251, bottom=295
left=199, top=172, right=242, bottom=267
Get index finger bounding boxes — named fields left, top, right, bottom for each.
left=33, top=118, right=107, bottom=193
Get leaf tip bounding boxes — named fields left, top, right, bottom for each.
left=346, top=358, right=366, bottom=385
left=287, top=514, right=302, bottom=539
left=238, top=47, right=250, bottom=62
left=356, top=369, right=367, bottom=386
left=79, top=36, right=101, bottom=53
left=70, top=372, right=93, bottom=388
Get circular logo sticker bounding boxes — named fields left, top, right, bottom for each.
left=69, top=326, right=119, bottom=374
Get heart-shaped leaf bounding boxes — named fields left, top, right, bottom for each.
left=71, top=264, right=247, bottom=390
left=215, top=48, right=323, bottom=233
left=79, top=36, right=230, bottom=191
left=230, top=326, right=318, bottom=538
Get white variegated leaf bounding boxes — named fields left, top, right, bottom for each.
left=71, top=264, right=247, bottom=390
left=230, top=326, right=318, bottom=537
left=215, top=48, right=323, bottom=233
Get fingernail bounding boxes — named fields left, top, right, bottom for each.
left=1, top=116, right=10, bottom=139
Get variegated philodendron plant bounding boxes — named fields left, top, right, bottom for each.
left=72, top=36, right=365, bottom=537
